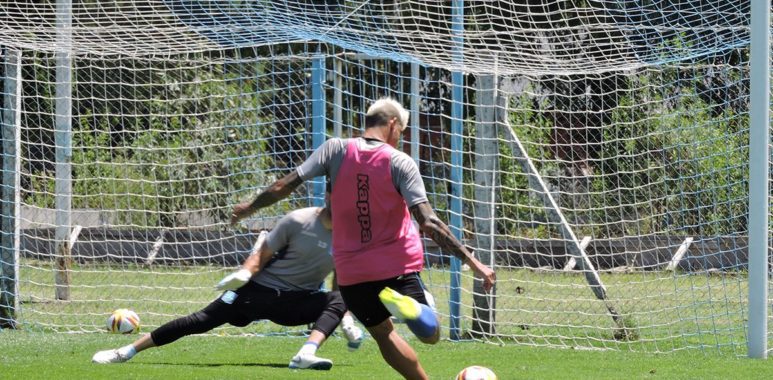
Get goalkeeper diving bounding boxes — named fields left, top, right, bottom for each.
left=92, top=193, right=363, bottom=370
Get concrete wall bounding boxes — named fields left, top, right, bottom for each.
left=19, top=225, right=751, bottom=272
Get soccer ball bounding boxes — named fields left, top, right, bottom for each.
left=455, top=365, right=498, bottom=380
left=106, top=308, right=140, bottom=334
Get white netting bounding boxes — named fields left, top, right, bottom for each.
left=1, top=1, right=750, bottom=74
left=0, top=0, right=763, bottom=356
left=325, top=53, right=750, bottom=353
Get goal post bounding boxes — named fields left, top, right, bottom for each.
left=747, top=0, right=770, bottom=359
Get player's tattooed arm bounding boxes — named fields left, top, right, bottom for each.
left=231, top=171, right=304, bottom=225
left=410, top=202, right=473, bottom=263
left=410, top=201, right=496, bottom=291
left=248, top=172, right=304, bottom=211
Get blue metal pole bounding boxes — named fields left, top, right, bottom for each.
left=311, top=55, right=326, bottom=206
left=449, top=0, right=464, bottom=341
left=410, top=63, right=420, bottom=164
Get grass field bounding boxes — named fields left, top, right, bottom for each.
left=17, top=259, right=751, bottom=355
left=2, top=329, right=773, bottom=379
left=5, top=260, right=771, bottom=379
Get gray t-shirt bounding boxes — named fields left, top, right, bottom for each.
left=253, top=207, right=333, bottom=291
left=297, top=137, right=428, bottom=207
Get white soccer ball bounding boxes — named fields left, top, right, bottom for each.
left=455, top=365, right=498, bottom=380
left=106, top=308, right=140, bottom=334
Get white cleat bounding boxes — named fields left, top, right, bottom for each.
left=288, top=353, right=333, bottom=370
left=342, top=324, right=364, bottom=351
left=91, top=349, right=130, bottom=364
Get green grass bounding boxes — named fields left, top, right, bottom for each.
left=17, top=259, right=752, bottom=355
left=2, top=329, right=773, bottom=379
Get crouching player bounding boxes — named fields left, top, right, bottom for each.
left=92, top=201, right=363, bottom=370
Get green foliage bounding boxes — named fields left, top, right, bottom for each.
left=490, top=67, right=748, bottom=239
left=594, top=69, right=748, bottom=236
left=496, top=91, right=557, bottom=239
left=27, top=55, right=275, bottom=228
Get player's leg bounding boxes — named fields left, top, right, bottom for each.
left=379, top=273, right=440, bottom=344
left=312, top=292, right=364, bottom=351
left=312, top=291, right=364, bottom=351
left=367, top=317, right=429, bottom=380
left=289, top=329, right=333, bottom=370
left=268, top=289, right=347, bottom=370
left=341, top=311, right=364, bottom=351
left=339, top=279, right=429, bottom=380
left=92, top=291, right=238, bottom=364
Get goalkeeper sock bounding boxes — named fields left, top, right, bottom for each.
left=117, top=344, right=137, bottom=359
left=298, top=341, right=318, bottom=356
left=341, top=314, right=355, bottom=329
left=404, top=304, right=438, bottom=339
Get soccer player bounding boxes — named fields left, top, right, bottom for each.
left=231, top=98, right=496, bottom=380
left=92, top=201, right=364, bottom=370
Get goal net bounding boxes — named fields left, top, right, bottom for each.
left=0, top=1, right=761, bottom=354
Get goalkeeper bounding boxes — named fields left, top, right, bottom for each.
left=92, top=197, right=364, bottom=370
left=230, top=98, right=496, bottom=380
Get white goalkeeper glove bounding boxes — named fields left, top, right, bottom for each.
left=216, top=268, right=253, bottom=291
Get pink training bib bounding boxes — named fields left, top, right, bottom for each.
left=331, top=139, right=424, bottom=285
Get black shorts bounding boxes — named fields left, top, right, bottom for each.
left=150, top=281, right=346, bottom=346
left=210, top=281, right=343, bottom=329
left=338, top=272, right=429, bottom=328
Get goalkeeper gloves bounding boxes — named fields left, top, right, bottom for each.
left=216, top=268, right=253, bottom=291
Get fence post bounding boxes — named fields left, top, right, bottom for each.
left=310, top=54, right=326, bottom=206
left=471, top=72, right=498, bottom=336
left=448, top=0, right=465, bottom=341
left=54, top=0, right=73, bottom=300
left=1, top=48, right=21, bottom=328
left=747, top=0, right=770, bottom=359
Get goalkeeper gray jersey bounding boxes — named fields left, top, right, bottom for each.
left=252, top=207, right=333, bottom=291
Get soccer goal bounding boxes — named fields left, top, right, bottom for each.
left=0, top=1, right=768, bottom=357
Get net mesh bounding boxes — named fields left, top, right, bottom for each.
left=0, top=0, right=761, bottom=355
left=1, top=1, right=750, bottom=73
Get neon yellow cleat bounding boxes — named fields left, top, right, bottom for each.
left=379, top=287, right=422, bottom=320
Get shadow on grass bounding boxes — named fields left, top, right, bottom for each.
left=139, top=362, right=289, bottom=368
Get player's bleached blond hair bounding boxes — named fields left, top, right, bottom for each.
left=365, top=97, right=409, bottom=131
